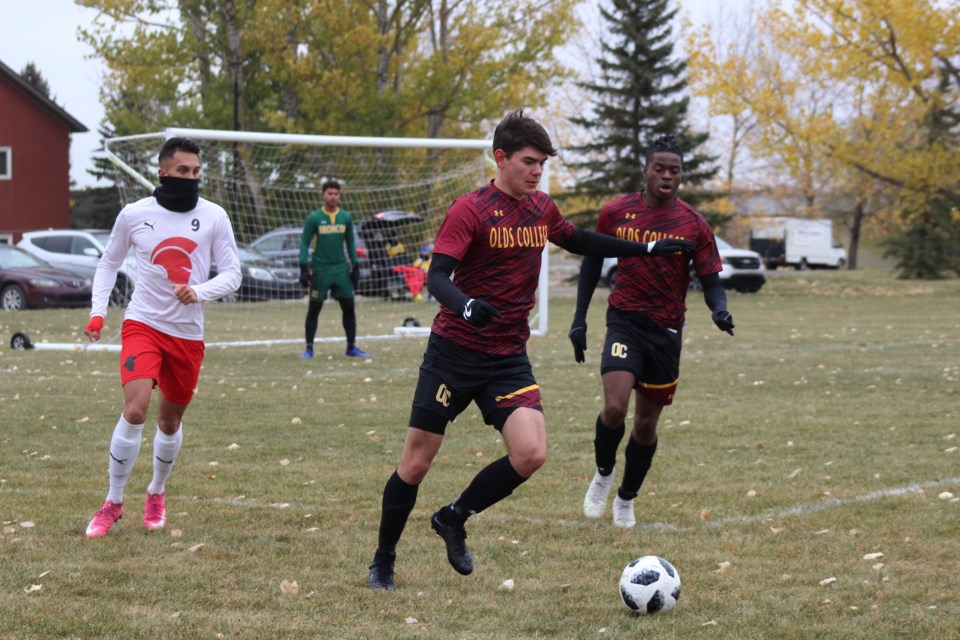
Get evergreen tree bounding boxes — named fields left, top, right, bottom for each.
left=564, top=0, right=717, bottom=226
left=19, top=62, right=52, bottom=99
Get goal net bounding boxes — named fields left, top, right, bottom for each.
left=94, top=128, right=551, bottom=351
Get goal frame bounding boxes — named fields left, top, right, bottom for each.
left=101, top=127, right=551, bottom=344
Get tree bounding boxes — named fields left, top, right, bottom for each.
left=19, top=62, right=52, bottom=99
left=687, top=0, right=960, bottom=276
left=562, top=0, right=717, bottom=227
left=77, top=0, right=577, bottom=140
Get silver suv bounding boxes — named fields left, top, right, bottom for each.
left=601, top=236, right=765, bottom=293
left=17, top=229, right=137, bottom=306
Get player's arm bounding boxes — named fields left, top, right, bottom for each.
left=567, top=254, right=603, bottom=363
left=700, top=273, right=734, bottom=336
left=299, top=214, right=317, bottom=285
left=192, top=214, right=242, bottom=303
left=426, top=253, right=500, bottom=328
left=87, top=214, right=132, bottom=338
left=555, top=227, right=696, bottom=258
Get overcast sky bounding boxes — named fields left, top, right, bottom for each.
left=1, top=0, right=724, bottom=189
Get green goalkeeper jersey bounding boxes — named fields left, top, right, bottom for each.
left=299, top=207, right=358, bottom=269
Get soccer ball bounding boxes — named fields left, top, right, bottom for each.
left=619, top=555, right=681, bottom=614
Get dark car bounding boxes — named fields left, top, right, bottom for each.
left=247, top=226, right=372, bottom=283
left=0, top=245, right=93, bottom=311
left=210, top=246, right=305, bottom=302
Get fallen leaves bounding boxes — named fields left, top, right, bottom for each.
left=280, top=580, right=299, bottom=596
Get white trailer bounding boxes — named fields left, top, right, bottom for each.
left=750, top=217, right=847, bottom=270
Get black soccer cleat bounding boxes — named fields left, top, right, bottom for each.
left=431, top=507, right=474, bottom=575
left=368, top=549, right=396, bottom=591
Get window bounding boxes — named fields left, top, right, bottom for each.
left=0, top=147, right=10, bottom=179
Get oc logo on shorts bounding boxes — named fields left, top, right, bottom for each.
left=611, top=342, right=629, bottom=359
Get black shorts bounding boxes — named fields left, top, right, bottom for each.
left=409, top=333, right=543, bottom=435
left=600, top=307, right=682, bottom=406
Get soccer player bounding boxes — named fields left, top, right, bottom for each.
left=298, top=179, right=370, bottom=359
left=367, top=109, right=695, bottom=590
left=83, top=137, right=242, bottom=538
left=568, top=134, right=735, bottom=528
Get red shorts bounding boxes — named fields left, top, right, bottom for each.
left=119, top=320, right=205, bottom=405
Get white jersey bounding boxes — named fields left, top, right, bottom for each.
left=90, top=196, right=242, bottom=340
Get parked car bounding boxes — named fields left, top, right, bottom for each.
left=0, top=245, right=93, bottom=311
left=210, top=246, right=305, bottom=302
left=17, top=229, right=137, bottom=306
left=601, top=236, right=766, bottom=293
left=248, top=210, right=425, bottom=299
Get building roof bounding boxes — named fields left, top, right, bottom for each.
left=0, top=59, right=88, bottom=133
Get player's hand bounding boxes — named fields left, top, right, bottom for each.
left=299, top=263, right=311, bottom=288
left=644, top=238, right=696, bottom=256
left=712, top=309, right=735, bottom=335
left=173, top=284, right=198, bottom=304
left=85, top=316, right=104, bottom=342
left=568, top=323, right=587, bottom=363
left=350, top=265, right=360, bottom=290
left=461, top=298, right=500, bottom=327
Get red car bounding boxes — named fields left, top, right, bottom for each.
left=0, top=245, right=93, bottom=311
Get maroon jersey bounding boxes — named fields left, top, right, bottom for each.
left=432, top=181, right=576, bottom=354
left=598, top=193, right=722, bottom=329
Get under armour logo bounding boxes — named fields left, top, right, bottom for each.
left=493, top=209, right=504, bottom=217
left=625, top=213, right=637, bottom=220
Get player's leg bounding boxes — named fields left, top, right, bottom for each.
left=337, top=296, right=370, bottom=358
left=86, top=322, right=159, bottom=538
left=583, top=371, right=634, bottom=518
left=142, top=334, right=202, bottom=531
left=302, top=298, right=323, bottom=358
left=433, top=364, right=544, bottom=576
left=613, top=324, right=679, bottom=528
left=86, top=378, right=154, bottom=538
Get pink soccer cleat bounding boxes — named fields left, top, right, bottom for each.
left=143, top=492, right=167, bottom=530
left=85, top=500, right=124, bottom=538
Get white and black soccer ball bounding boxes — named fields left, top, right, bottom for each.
left=619, top=555, right=681, bottom=614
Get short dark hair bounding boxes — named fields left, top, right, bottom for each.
left=645, top=134, right=683, bottom=165
left=322, top=179, right=341, bottom=192
left=493, top=108, right=557, bottom=157
left=158, top=137, right=201, bottom=164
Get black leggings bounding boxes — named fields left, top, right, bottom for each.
left=305, top=297, right=356, bottom=346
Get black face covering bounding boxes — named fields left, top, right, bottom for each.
left=154, top=176, right=200, bottom=212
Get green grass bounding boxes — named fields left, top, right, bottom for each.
left=1, top=268, right=958, bottom=639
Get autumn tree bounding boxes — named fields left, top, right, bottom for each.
left=563, top=0, right=717, bottom=227
left=687, top=0, right=960, bottom=276
left=77, top=0, right=577, bottom=140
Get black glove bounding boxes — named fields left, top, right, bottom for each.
left=568, top=323, right=587, bottom=363
left=712, top=309, right=735, bottom=335
left=644, top=238, right=697, bottom=256
left=350, top=264, right=360, bottom=290
left=299, top=263, right=311, bottom=288
left=461, top=298, right=500, bottom=327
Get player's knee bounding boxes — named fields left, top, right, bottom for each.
left=602, top=405, right=628, bottom=427
left=399, top=458, right=432, bottom=484
left=512, top=446, right=547, bottom=477
left=123, top=407, right=147, bottom=425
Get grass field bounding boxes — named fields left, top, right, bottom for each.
left=1, top=268, right=958, bottom=639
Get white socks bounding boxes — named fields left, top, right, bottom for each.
left=106, top=416, right=144, bottom=504
left=147, top=426, right=183, bottom=496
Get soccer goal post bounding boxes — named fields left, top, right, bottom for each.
left=98, top=127, right=551, bottom=351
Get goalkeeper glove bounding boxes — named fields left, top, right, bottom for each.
left=643, top=238, right=697, bottom=256
left=350, top=264, right=360, bottom=290
left=712, top=309, right=735, bottom=335
left=568, top=323, right=587, bottom=363
left=298, top=263, right=311, bottom=288
left=461, top=298, right=500, bottom=327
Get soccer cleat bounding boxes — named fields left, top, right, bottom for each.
left=368, top=550, right=397, bottom=591
left=613, top=495, right=636, bottom=528
left=85, top=500, right=124, bottom=538
left=583, top=470, right=615, bottom=519
left=300, top=347, right=314, bottom=359
left=345, top=345, right=371, bottom=359
left=143, top=492, right=167, bottom=530
left=431, top=508, right=473, bottom=575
